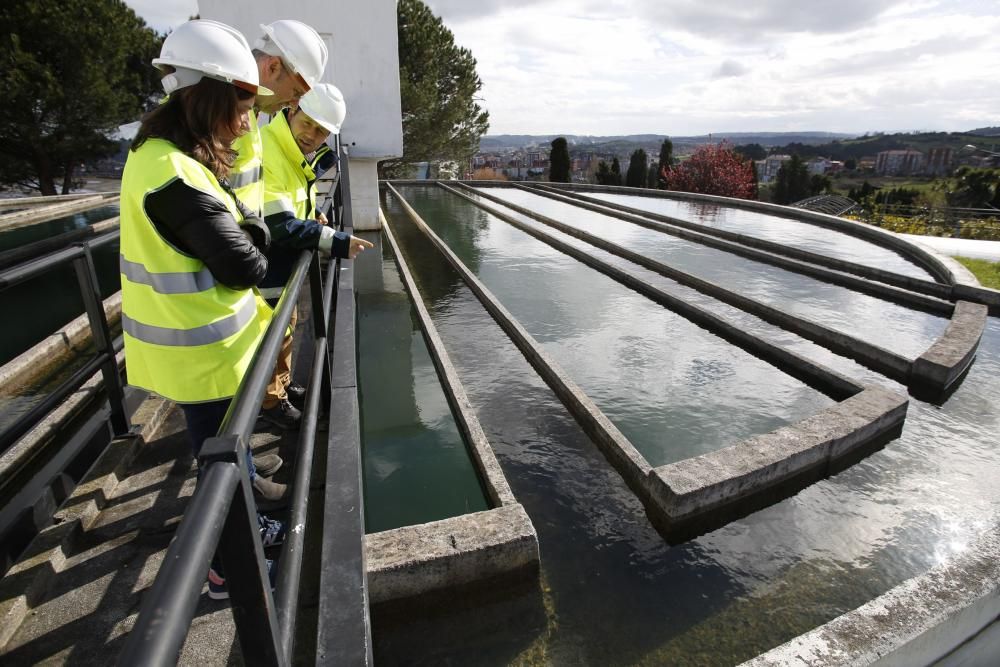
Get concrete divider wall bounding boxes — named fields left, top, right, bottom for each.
left=385, top=181, right=909, bottom=538
left=523, top=182, right=958, bottom=304
left=456, top=181, right=987, bottom=399
left=360, top=209, right=539, bottom=604
left=0, top=195, right=119, bottom=232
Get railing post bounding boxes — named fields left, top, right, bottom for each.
left=72, top=244, right=130, bottom=436
left=199, top=434, right=285, bottom=666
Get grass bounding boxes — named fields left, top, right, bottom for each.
left=954, top=256, right=1000, bottom=290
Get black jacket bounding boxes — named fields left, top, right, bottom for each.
left=144, top=178, right=270, bottom=291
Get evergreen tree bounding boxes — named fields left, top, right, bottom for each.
left=656, top=138, right=673, bottom=188
left=646, top=163, right=658, bottom=189
left=380, top=0, right=489, bottom=178
left=625, top=148, right=647, bottom=188
left=549, top=137, right=570, bottom=183
left=595, top=160, right=612, bottom=185
left=772, top=154, right=811, bottom=204
left=734, top=143, right=767, bottom=161
left=0, top=0, right=162, bottom=194
left=610, top=157, right=622, bottom=186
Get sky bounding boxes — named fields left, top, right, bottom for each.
left=127, top=0, right=1000, bottom=137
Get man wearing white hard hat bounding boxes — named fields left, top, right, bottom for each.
left=229, top=19, right=330, bottom=217
left=256, top=83, right=373, bottom=429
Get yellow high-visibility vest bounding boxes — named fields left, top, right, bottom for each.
left=260, top=110, right=317, bottom=222
left=230, top=110, right=264, bottom=216
left=119, top=138, right=272, bottom=403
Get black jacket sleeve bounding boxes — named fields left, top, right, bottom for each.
left=143, top=178, right=268, bottom=290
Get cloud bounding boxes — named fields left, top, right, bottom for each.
left=712, top=59, right=749, bottom=79
left=124, top=0, right=197, bottom=33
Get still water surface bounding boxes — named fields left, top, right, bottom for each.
left=479, top=187, right=948, bottom=360
left=372, top=184, right=1000, bottom=665
left=355, top=237, right=490, bottom=532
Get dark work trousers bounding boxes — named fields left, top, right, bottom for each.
left=179, top=398, right=268, bottom=577
left=179, top=398, right=257, bottom=480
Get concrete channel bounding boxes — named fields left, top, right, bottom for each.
left=453, top=183, right=984, bottom=400
left=364, top=214, right=539, bottom=604
left=385, top=181, right=909, bottom=536
left=453, top=181, right=986, bottom=400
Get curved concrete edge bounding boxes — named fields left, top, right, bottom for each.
left=903, top=236, right=1000, bottom=314
left=0, top=393, right=170, bottom=648
left=446, top=182, right=923, bottom=391
left=0, top=292, right=122, bottom=396
left=0, top=192, right=106, bottom=210
left=646, top=386, right=907, bottom=525
left=380, top=209, right=517, bottom=508
left=537, top=181, right=957, bottom=285
left=521, top=182, right=959, bottom=306
left=912, top=301, right=989, bottom=395
left=389, top=182, right=915, bottom=541
left=741, top=524, right=1000, bottom=667
left=364, top=503, right=539, bottom=605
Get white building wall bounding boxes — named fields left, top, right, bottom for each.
left=198, top=0, right=403, bottom=230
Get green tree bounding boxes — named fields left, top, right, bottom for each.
left=595, top=160, right=612, bottom=185
left=734, top=143, right=767, bottom=161
left=625, top=148, right=647, bottom=188
left=0, top=0, right=162, bottom=194
left=549, top=137, right=570, bottom=183
left=646, top=163, right=658, bottom=188
left=772, top=154, right=811, bottom=204
left=610, top=157, right=622, bottom=186
left=381, top=0, right=489, bottom=178
left=656, top=138, right=673, bottom=188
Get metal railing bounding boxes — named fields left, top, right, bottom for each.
left=0, top=231, right=130, bottom=454
left=119, top=148, right=371, bottom=665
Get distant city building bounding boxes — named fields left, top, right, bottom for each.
left=806, top=157, right=834, bottom=175
left=758, top=155, right=790, bottom=183
left=875, top=149, right=925, bottom=176
left=925, top=147, right=954, bottom=176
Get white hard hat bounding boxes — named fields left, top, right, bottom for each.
left=255, top=20, right=328, bottom=90
left=297, top=83, right=347, bottom=134
left=154, top=20, right=274, bottom=96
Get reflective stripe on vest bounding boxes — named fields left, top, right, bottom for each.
left=230, top=164, right=262, bottom=191
left=260, top=109, right=317, bottom=222
left=230, top=110, right=264, bottom=216
left=122, top=293, right=258, bottom=346
left=119, top=137, right=272, bottom=403
left=119, top=254, right=216, bottom=294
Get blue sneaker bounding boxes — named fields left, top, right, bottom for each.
left=259, top=514, right=287, bottom=548
left=207, top=558, right=278, bottom=601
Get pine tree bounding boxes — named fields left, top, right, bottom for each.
left=625, top=148, right=647, bottom=188
left=611, top=157, right=622, bottom=186
left=549, top=137, right=570, bottom=183
left=0, top=0, right=162, bottom=194
left=380, top=0, right=489, bottom=178
left=656, top=139, right=674, bottom=188
left=772, top=154, right=811, bottom=204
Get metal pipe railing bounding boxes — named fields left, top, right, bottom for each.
left=0, top=228, right=130, bottom=453
left=119, top=154, right=370, bottom=664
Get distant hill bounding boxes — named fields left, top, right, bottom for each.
left=479, top=132, right=852, bottom=151
left=968, top=127, right=1000, bottom=136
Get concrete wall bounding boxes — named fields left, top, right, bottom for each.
left=198, top=0, right=403, bottom=230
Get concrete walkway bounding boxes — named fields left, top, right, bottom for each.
left=900, top=234, right=1000, bottom=262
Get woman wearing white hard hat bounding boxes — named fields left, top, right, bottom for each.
left=255, top=83, right=372, bottom=429
left=119, top=19, right=288, bottom=599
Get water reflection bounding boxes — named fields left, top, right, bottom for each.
left=0, top=204, right=120, bottom=253
left=586, top=191, right=934, bottom=281
left=355, top=231, right=489, bottom=532
left=375, top=185, right=1000, bottom=665
left=481, top=187, right=948, bottom=360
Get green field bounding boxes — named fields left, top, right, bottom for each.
left=955, top=256, right=1000, bottom=289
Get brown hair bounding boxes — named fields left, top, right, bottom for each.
left=132, top=77, right=254, bottom=180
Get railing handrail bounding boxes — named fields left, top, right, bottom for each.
left=119, top=145, right=369, bottom=665
left=0, top=227, right=129, bottom=454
